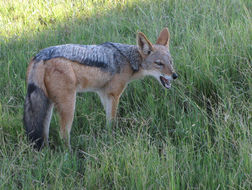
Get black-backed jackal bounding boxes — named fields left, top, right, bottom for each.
left=24, top=28, right=178, bottom=150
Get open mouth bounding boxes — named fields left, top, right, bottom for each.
left=160, top=76, right=171, bottom=89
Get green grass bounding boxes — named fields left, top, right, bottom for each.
left=0, top=0, right=251, bottom=189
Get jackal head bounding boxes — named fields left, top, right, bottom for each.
left=137, top=28, right=177, bottom=89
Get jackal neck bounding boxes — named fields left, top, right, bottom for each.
left=100, top=42, right=142, bottom=72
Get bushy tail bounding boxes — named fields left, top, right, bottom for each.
left=23, top=82, right=50, bottom=150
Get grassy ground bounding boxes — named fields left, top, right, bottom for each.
left=0, top=0, right=251, bottom=189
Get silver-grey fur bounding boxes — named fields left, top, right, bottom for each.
left=34, top=42, right=142, bottom=73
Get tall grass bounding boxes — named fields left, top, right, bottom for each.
left=0, top=0, right=251, bottom=189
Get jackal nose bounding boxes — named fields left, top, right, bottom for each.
left=172, top=73, right=178, bottom=80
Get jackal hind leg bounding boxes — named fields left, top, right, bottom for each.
left=56, top=92, right=76, bottom=150
left=43, top=103, right=54, bottom=147
left=44, top=60, right=77, bottom=150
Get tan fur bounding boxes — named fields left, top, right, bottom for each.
left=26, top=28, right=177, bottom=149
left=71, top=61, right=113, bottom=91
left=26, top=59, right=33, bottom=82
left=156, top=28, right=170, bottom=47
left=137, top=32, right=154, bottom=58
left=27, top=60, right=48, bottom=96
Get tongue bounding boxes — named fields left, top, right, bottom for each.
left=160, top=76, right=171, bottom=89
left=163, top=77, right=168, bottom=83
left=161, top=76, right=168, bottom=84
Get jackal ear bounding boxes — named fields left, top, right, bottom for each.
left=156, top=28, right=170, bottom=48
left=137, top=32, right=153, bottom=57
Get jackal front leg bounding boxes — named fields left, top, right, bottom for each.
left=98, top=92, right=120, bottom=126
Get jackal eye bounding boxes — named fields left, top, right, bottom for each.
left=154, top=61, right=164, bottom=66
